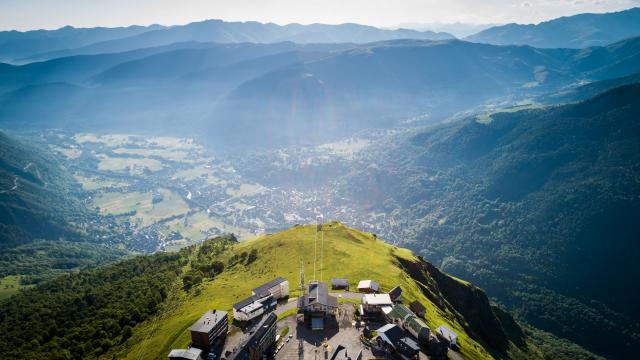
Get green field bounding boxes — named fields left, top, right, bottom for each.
left=96, top=154, right=164, bottom=175
left=92, top=191, right=152, bottom=215
left=136, top=188, right=190, bottom=227
left=108, top=222, right=523, bottom=360
left=225, top=183, right=266, bottom=197
left=74, top=175, right=128, bottom=191
left=0, top=276, right=31, bottom=301
left=162, top=212, right=215, bottom=242
left=171, top=167, right=225, bottom=185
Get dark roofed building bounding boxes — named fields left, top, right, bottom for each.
left=232, top=293, right=276, bottom=322
left=409, top=300, right=426, bottom=317
left=302, top=281, right=338, bottom=330
left=189, top=310, right=228, bottom=352
left=388, top=286, right=403, bottom=302
left=230, top=313, right=277, bottom=360
left=251, top=277, right=289, bottom=300
left=331, top=278, right=349, bottom=290
left=374, top=324, right=420, bottom=360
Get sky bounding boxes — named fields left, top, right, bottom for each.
left=0, top=0, right=639, bottom=31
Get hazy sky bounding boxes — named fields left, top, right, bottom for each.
left=1, top=0, right=639, bottom=31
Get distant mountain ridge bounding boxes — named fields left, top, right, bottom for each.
left=0, top=24, right=165, bottom=63
left=1, top=19, right=454, bottom=63
left=466, top=7, right=640, bottom=48
left=3, top=36, right=640, bottom=149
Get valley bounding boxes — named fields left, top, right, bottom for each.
left=36, top=131, right=396, bottom=253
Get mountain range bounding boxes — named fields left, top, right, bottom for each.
left=467, top=7, right=640, bottom=48
left=0, top=20, right=453, bottom=64
left=2, top=36, right=640, bottom=150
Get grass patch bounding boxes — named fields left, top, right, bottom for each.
left=96, top=154, right=163, bottom=175
left=136, top=188, right=190, bottom=227
left=0, top=276, right=31, bottom=301
left=92, top=191, right=152, bottom=215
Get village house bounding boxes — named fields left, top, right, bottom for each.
left=373, top=324, right=420, bottom=360
left=436, top=325, right=459, bottom=347
left=189, top=310, right=228, bottom=353
left=331, top=278, right=349, bottom=290
left=384, top=304, right=430, bottom=345
left=388, top=286, right=403, bottom=303
left=409, top=300, right=426, bottom=317
left=301, top=280, right=338, bottom=330
left=362, top=293, right=393, bottom=313
left=357, top=280, right=380, bottom=293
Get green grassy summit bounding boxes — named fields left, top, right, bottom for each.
left=110, top=221, right=541, bottom=360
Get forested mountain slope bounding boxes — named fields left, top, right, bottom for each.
left=0, top=132, right=86, bottom=247
left=338, top=84, right=640, bottom=359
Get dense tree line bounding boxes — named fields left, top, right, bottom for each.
left=183, top=234, right=237, bottom=291
left=0, top=251, right=186, bottom=359
left=0, top=241, right=128, bottom=284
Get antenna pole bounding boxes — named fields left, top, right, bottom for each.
left=320, top=222, right=324, bottom=282
left=313, top=219, right=317, bottom=281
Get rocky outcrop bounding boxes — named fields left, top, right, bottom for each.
left=396, top=255, right=526, bottom=356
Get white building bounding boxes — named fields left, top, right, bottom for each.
left=252, top=277, right=289, bottom=299
left=362, top=293, right=393, bottom=312
left=357, top=279, right=380, bottom=293
left=232, top=294, right=276, bottom=322
left=436, top=325, right=459, bottom=346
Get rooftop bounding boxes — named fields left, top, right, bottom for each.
left=168, top=348, right=203, bottom=360
left=233, top=295, right=258, bottom=310
left=305, top=281, right=338, bottom=308
left=436, top=325, right=458, bottom=341
left=357, top=280, right=379, bottom=290
left=363, top=293, right=393, bottom=306
left=189, top=310, right=228, bottom=333
left=252, top=277, right=287, bottom=295
left=391, top=304, right=413, bottom=319
left=376, top=323, right=406, bottom=345
left=331, top=278, right=349, bottom=286
left=230, top=313, right=277, bottom=360
left=410, top=300, right=426, bottom=312
left=388, top=285, right=402, bottom=299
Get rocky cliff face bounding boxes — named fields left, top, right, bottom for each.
left=396, top=255, right=527, bottom=358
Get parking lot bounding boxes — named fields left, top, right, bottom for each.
left=275, top=303, right=375, bottom=360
